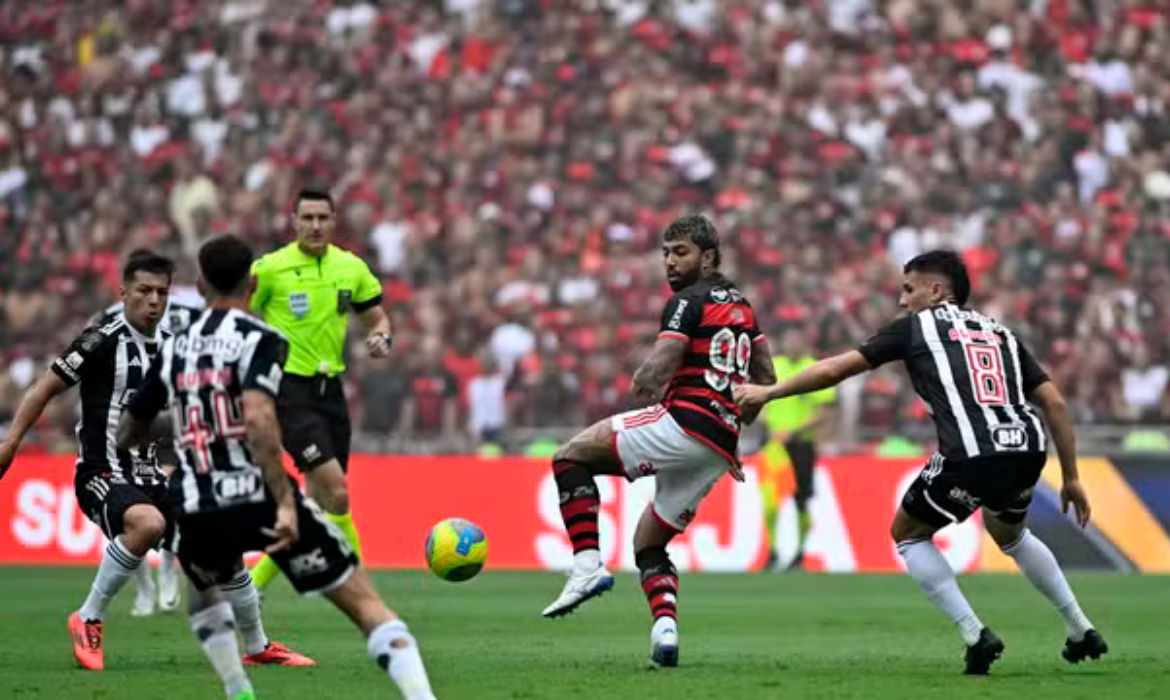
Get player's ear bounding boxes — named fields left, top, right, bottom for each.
left=196, top=277, right=207, bottom=298
left=246, top=274, right=258, bottom=298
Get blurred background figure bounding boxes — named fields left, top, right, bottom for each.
left=759, top=326, right=836, bottom=571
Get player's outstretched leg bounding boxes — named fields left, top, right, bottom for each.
left=892, top=509, right=1002, bottom=675
left=984, top=512, right=1107, bottom=664
left=188, top=585, right=255, bottom=699
left=325, top=566, right=436, bottom=700
left=541, top=419, right=624, bottom=618
left=220, top=568, right=315, bottom=666
left=71, top=503, right=166, bottom=670
left=633, top=506, right=681, bottom=669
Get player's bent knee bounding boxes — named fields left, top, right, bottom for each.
left=124, top=505, right=167, bottom=544
left=890, top=508, right=934, bottom=544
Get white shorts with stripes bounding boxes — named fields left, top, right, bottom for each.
left=610, top=404, right=726, bottom=531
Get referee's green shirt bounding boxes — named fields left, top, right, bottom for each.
left=250, top=243, right=383, bottom=378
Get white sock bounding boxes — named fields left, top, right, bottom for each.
left=367, top=620, right=436, bottom=700
left=222, top=571, right=269, bottom=655
left=897, top=539, right=984, bottom=646
left=135, top=557, right=156, bottom=595
left=79, top=537, right=144, bottom=622
left=190, top=601, right=252, bottom=697
left=1002, top=530, right=1094, bottom=641
left=160, top=550, right=179, bottom=580
left=573, top=550, right=601, bottom=573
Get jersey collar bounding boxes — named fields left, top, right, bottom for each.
left=120, top=311, right=162, bottom=342
left=292, top=241, right=333, bottom=263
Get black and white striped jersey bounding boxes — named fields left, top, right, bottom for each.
left=858, top=302, right=1049, bottom=460
left=51, top=314, right=170, bottom=486
left=129, top=308, right=289, bottom=515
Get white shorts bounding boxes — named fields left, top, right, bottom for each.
left=610, top=404, right=727, bottom=531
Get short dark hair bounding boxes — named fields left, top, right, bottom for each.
left=904, top=250, right=971, bottom=305
left=293, top=187, right=335, bottom=213
left=663, top=214, right=721, bottom=268
left=122, top=249, right=175, bottom=285
left=199, top=235, right=254, bottom=296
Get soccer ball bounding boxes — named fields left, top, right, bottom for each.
left=425, top=518, right=488, bottom=582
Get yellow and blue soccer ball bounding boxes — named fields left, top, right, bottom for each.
left=425, top=518, right=488, bottom=582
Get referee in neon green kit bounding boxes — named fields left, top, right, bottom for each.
left=249, top=188, right=392, bottom=591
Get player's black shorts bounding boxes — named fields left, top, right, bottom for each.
left=901, top=452, right=1047, bottom=529
left=177, top=490, right=358, bottom=595
left=277, top=374, right=351, bottom=473
left=784, top=437, right=817, bottom=504
left=75, top=469, right=175, bottom=547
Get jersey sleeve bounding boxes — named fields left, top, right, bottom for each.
left=51, top=326, right=109, bottom=387
left=249, top=257, right=273, bottom=313
left=243, top=332, right=289, bottom=398
left=658, top=294, right=702, bottom=341
left=857, top=315, right=913, bottom=368
left=127, top=347, right=170, bottom=421
left=1016, top=340, right=1050, bottom=394
left=352, top=258, right=384, bottom=312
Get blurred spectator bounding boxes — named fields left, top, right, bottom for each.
left=3, top=0, right=1170, bottom=454
left=402, top=336, right=460, bottom=441
left=468, top=352, right=507, bottom=444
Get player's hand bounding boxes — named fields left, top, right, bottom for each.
left=733, top=384, right=772, bottom=415
left=263, top=500, right=300, bottom=553
left=366, top=331, right=392, bottom=358
left=0, top=438, right=18, bottom=481
left=1061, top=479, right=1091, bottom=527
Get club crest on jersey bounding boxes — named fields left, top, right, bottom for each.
left=79, top=331, right=103, bottom=352
left=992, top=424, right=1029, bottom=450
left=710, top=287, right=730, bottom=303
left=290, top=292, right=310, bottom=318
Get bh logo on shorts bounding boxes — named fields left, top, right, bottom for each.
left=289, top=548, right=329, bottom=577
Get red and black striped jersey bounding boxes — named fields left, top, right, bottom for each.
left=658, top=274, right=765, bottom=464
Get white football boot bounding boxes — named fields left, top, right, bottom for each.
left=649, top=617, right=679, bottom=669
left=541, top=565, right=615, bottom=618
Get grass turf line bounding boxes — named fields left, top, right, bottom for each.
left=0, top=568, right=1162, bottom=699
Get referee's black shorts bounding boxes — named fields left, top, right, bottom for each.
left=277, top=374, right=351, bottom=473
left=784, top=437, right=817, bottom=505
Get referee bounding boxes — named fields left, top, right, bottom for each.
left=759, top=326, right=834, bottom=571
left=249, top=188, right=393, bottom=592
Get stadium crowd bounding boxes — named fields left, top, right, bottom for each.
left=2, top=0, right=1170, bottom=454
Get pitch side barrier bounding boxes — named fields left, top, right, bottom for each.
left=2, top=455, right=1167, bottom=572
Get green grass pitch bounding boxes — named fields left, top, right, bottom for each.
left=0, top=568, right=1164, bottom=699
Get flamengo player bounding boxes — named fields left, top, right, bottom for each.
left=118, top=235, right=435, bottom=700
left=736, top=250, right=1107, bottom=674
left=541, top=215, right=776, bottom=667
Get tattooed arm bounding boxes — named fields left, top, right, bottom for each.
left=631, top=337, right=688, bottom=402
